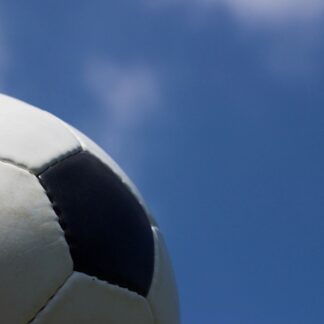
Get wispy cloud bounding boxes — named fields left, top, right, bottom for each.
left=148, top=0, right=324, bottom=22
left=147, top=0, right=324, bottom=82
left=228, top=0, right=324, bottom=21
left=84, top=58, right=161, bottom=170
left=217, top=0, right=324, bottom=23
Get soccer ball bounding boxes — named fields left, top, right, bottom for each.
left=0, top=94, right=179, bottom=324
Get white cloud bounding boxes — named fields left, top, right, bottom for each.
left=221, top=0, right=324, bottom=22
left=84, top=58, right=161, bottom=170
left=148, top=0, right=324, bottom=81
left=149, top=0, right=324, bottom=22
left=86, top=59, right=160, bottom=129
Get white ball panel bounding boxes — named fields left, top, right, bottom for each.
left=148, top=227, right=180, bottom=324
left=0, top=162, right=73, bottom=324
left=0, top=94, right=81, bottom=173
left=31, top=272, right=155, bottom=324
left=65, top=124, right=158, bottom=226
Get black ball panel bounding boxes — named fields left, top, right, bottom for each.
left=38, top=151, right=154, bottom=297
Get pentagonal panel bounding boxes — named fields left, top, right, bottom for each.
left=148, top=227, right=180, bottom=324
left=0, top=94, right=81, bottom=173
left=0, top=162, right=73, bottom=324
left=31, top=272, right=154, bottom=324
left=39, top=152, right=154, bottom=297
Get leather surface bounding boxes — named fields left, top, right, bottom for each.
left=148, top=227, right=180, bottom=324
left=0, top=94, right=80, bottom=173
left=31, top=272, right=154, bottom=324
left=0, top=162, right=73, bottom=324
left=39, top=152, right=155, bottom=297
left=0, top=94, right=180, bottom=324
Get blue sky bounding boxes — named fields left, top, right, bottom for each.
left=1, top=1, right=324, bottom=323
